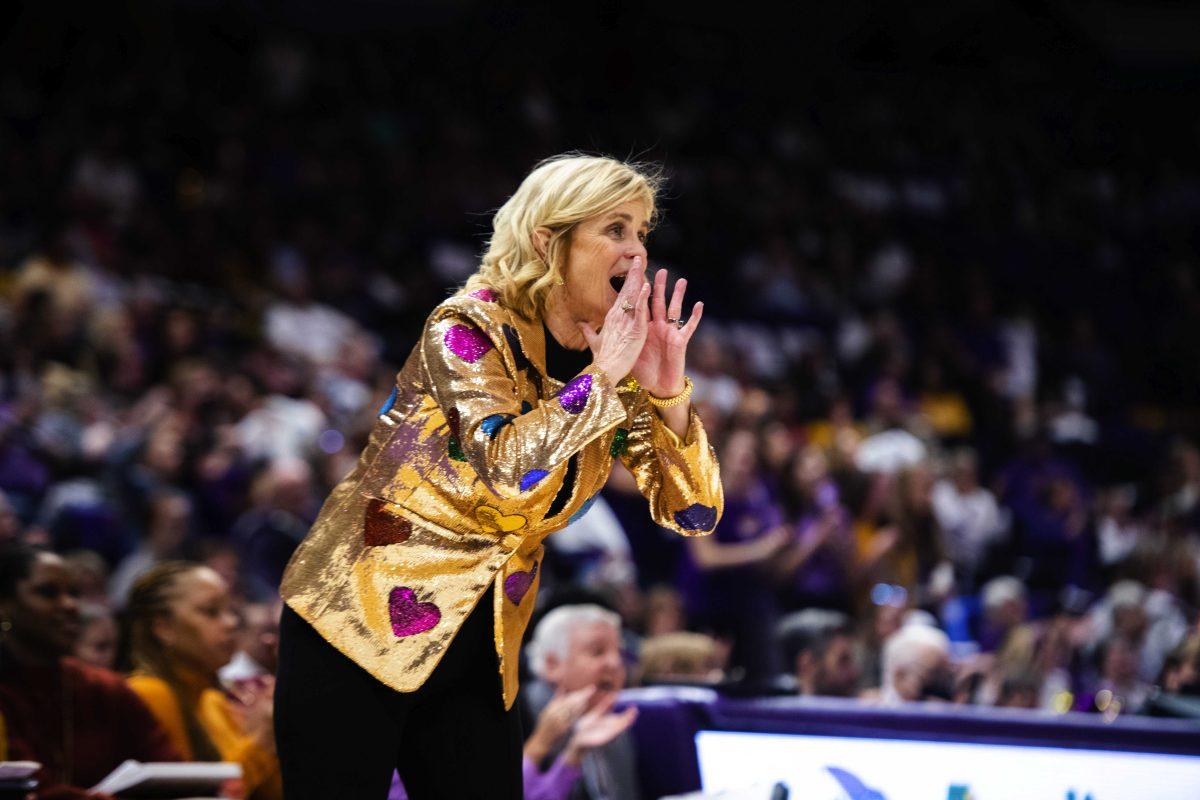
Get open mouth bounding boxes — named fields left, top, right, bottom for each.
left=609, top=274, right=626, bottom=293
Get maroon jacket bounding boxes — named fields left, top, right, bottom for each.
left=0, top=655, right=182, bottom=799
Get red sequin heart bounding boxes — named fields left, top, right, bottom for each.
left=363, top=498, right=412, bottom=546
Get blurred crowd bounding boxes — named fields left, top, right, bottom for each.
left=2, top=6, right=1200, bottom=799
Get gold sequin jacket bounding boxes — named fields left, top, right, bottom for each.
left=279, top=288, right=724, bottom=709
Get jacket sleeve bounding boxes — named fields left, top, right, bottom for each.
left=420, top=306, right=628, bottom=501
left=615, top=392, right=724, bottom=536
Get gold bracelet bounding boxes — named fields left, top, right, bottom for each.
left=646, top=376, right=693, bottom=408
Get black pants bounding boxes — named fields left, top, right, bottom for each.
left=274, top=586, right=524, bottom=799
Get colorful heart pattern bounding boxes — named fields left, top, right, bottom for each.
left=378, top=386, right=398, bottom=416
left=475, top=505, right=527, bottom=533
left=610, top=427, right=630, bottom=457
left=444, top=323, right=492, bottom=363
left=480, top=414, right=513, bottom=438
left=363, top=498, right=413, bottom=546
left=520, top=469, right=549, bottom=492
left=557, top=374, right=592, bottom=414
left=673, top=503, right=719, bottom=532
left=388, top=587, right=440, bottom=638
left=504, top=561, right=539, bottom=605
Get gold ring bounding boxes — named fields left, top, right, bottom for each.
left=621, top=302, right=634, bottom=313
left=666, top=317, right=679, bottom=324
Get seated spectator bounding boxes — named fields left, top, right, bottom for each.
left=74, top=602, right=117, bottom=670
left=1159, top=635, right=1200, bottom=695
left=995, top=670, right=1042, bottom=710
left=776, top=609, right=861, bottom=697
left=521, top=686, right=638, bottom=800
left=219, top=599, right=281, bottom=689
left=0, top=544, right=181, bottom=799
left=525, top=604, right=641, bottom=800
left=979, top=576, right=1029, bottom=653
left=107, top=490, right=191, bottom=608
left=642, top=586, right=685, bottom=637
left=1089, top=635, right=1151, bottom=715
left=880, top=623, right=953, bottom=704
left=638, top=633, right=725, bottom=686
left=125, top=561, right=281, bottom=800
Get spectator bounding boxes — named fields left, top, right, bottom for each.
left=521, top=686, right=639, bottom=800
left=0, top=544, right=181, bottom=799
left=880, top=623, right=953, bottom=704
left=526, top=604, right=641, bottom=800
left=74, top=602, right=118, bottom=670
left=931, top=448, right=1005, bottom=586
left=776, top=609, right=861, bottom=697
left=979, top=576, right=1029, bottom=653
left=219, top=599, right=282, bottom=689
left=682, top=429, right=788, bottom=686
left=638, top=633, right=725, bottom=686
left=125, top=561, right=282, bottom=800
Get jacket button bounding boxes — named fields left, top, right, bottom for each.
left=501, top=533, right=521, bottom=550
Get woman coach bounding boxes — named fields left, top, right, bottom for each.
left=274, top=153, right=724, bottom=799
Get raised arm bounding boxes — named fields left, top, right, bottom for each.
left=420, top=263, right=652, bottom=501
left=610, top=267, right=722, bottom=536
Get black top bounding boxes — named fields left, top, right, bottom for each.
left=542, top=322, right=592, bottom=384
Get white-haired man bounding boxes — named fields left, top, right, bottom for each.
left=525, top=604, right=639, bottom=800
left=881, top=623, right=954, bottom=704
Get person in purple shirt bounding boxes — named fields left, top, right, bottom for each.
left=776, top=444, right=855, bottom=613
left=680, top=429, right=789, bottom=686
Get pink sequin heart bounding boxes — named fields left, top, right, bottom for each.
left=388, top=587, right=441, bottom=638
left=444, top=324, right=492, bottom=363
left=470, top=288, right=498, bottom=302
left=504, top=562, right=538, bottom=605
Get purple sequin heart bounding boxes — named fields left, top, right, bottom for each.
left=444, top=324, right=492, bottom=363
left=504, top=562, right=538, bottom=605
left=388, top=587, right=441, bottom=638
left=470, top=288, right=498, bottom=302
left=557, top=374, right=592, bottom=414
left=673, top=503, right=718, bottom=532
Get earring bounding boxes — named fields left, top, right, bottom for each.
left=0, top=619, right=11, bottom=633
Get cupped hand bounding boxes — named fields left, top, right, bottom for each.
left=631, top=268, right=703, bottom=397
left=563, top=691, right=638, bottom=765
left=579, top=257, right=651, bottom=384
left=526, top=685, right=597, bottom=758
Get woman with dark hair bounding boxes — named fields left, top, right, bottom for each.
left=124, top=561, right=281, bottom=800
left=275, top=153, right=724, bottom=799
left=0, top=543, right=180, bottom=799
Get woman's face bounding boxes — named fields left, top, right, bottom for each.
left=1, top=552, right=82, bottom=659
left=558, top=199, right=650, bottom=329
left=153, top=567, right=239, bottom=676
left=75, top=613, right=118, bottom=669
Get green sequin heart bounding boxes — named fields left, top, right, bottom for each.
left=448, top=435, right=467, bottom=462
left=610, top=427, right=630, bottom=457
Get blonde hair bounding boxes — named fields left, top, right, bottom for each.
left=462, top=153, right=664, bottom=320
left=638, top=632, right=722, bottom=685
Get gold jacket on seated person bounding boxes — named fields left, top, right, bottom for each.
left=279, top=288, right=724, bottom=709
